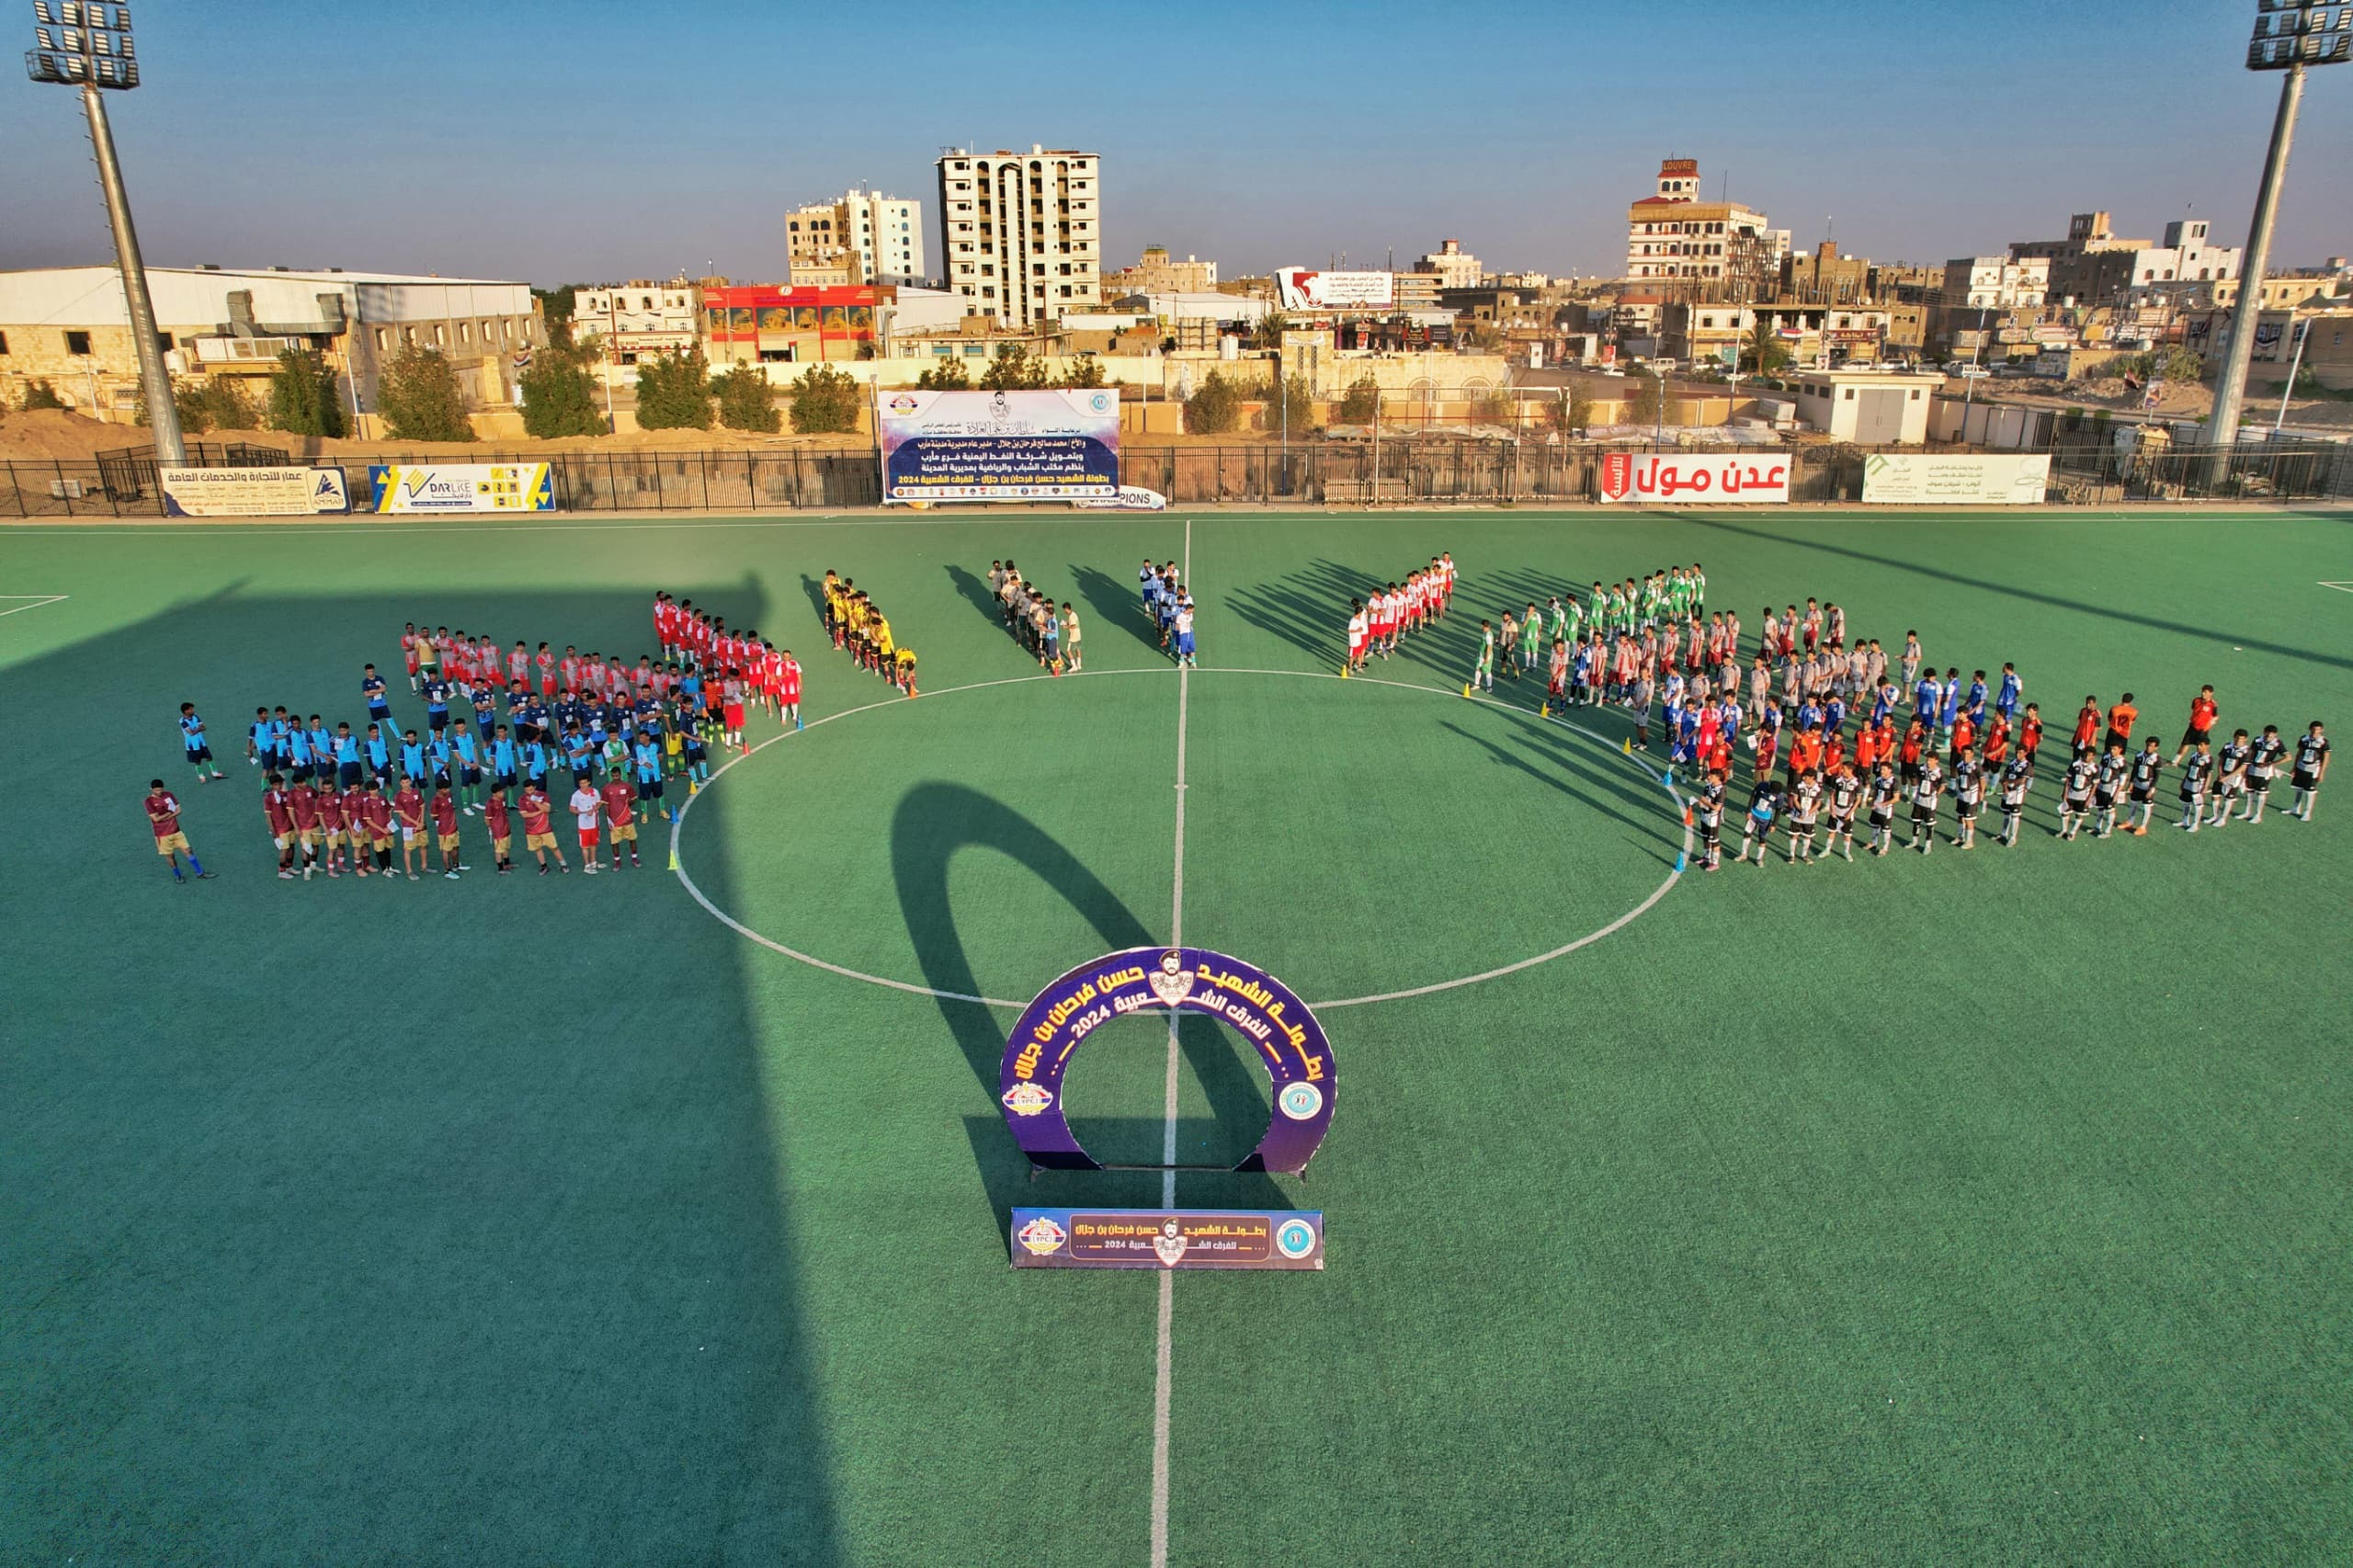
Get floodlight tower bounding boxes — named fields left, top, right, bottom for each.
left=26, top=2, right=184, bottom=462
left=2202, top=0, right=2349, bottom=478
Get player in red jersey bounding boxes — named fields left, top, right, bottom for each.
left=560, top=645, right=582, bottom=693
left=2072, top=696, right=2100, bottom=760
left=288, top=778, right=324, bottom=880
left=483, top=788, right=514, bottom=875
left=2018, top=703, right=2044, bottom=765
left=779, top=650, right=803, bottom=730
left=262, top=773, right=298, bottom=879
left=393, top=780, right=427, bottom=880
left=430, top=787, right=463, bottom=879
left=144, top=779, right=212, bottom=881
left=519, top=782, right=564, bottom=874
left=1982, top=712, right=2010, bottom=772
left=341, top=781, right=374, bottom=876
left=360, top=787, right=395, bottom=875
left=314, top=778, right=347, bottom=878
left=599, top=773, right=639, bottom=869
left=722, top=671, right=747, bottom=752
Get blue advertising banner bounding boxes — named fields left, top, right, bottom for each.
left=997, top=947, right=1336, bottom=1176
left=877, top=388, right=1120, bottom=503
left=1012, top=1209, right=1324, bottom=1270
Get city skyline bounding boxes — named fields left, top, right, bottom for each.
left=1, top=0, right=2348, bottom=287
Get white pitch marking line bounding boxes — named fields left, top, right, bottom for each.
left=2319, top=581, right=2353, bottom=594
left=0, top=594, right=69, bottom=619
left=1150, top=517, right=1191, bottom=1568
left=670, top=663, right=1687, bottom=1010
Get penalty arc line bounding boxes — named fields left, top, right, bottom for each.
left=666, top=663, right=1689, bottom=1011
left=0, top=594, right=69, bottom=619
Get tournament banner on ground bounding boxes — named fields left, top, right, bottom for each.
left=161, top=465, right=349, bottom=517
left=1599, top=451, right=1789, bottom=504
left=878, top=389, right=1119, bottom=503
left=368, top=463, right=553, bottom=513
left=1011, top=1209, right=1325, bottom=1271
left=998, top=947, right=1336, bottom=1176
left=1861, top=453, right=2050, bottom=506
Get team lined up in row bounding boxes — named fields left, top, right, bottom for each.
left=983, top=561, right=1085, bottom=672
left=1346, top=552, right=1460, bottom=668
left=818, top=573, right=919, bottom=694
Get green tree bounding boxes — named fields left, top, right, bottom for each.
left=1252, top=312, right=1291, bottom=350
left=162, top=375, right=260, bottom=435
left=1740, top=318, right=1792, bottom=377
left=1057, top=358, right=1107, bottom=389
left=267, top=347, right=347, bottom=437
left=1184, top=369, right=1241, bottom=434
left=1625, top=371, right=1685, bottom=429
left=532, top=285, right=578, bottom=335
left=979, top=343, right=1050, bottom=391
left=787, top=364, right=861, bottom=435
left=1472, top=387, right=1516, bottom=426
left=635, top=347, right=713, bottom=430
left=519, top=332, right=606, bottom=438
left=1261, top=371, right=1313, bottom=433
left=714, top=362, right=782, bottom=433
left=20, top=379, right=67, bottom=412
left=1336, top=374, right=1381, bottom=424
left=377, top=346, right=475, bottom=442
left=916, top=357, right=972, bottom=390
left=1462, top=321, right=1505, bottom=352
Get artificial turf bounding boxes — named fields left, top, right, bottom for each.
left=1, top=505, right=2347, bottom=1565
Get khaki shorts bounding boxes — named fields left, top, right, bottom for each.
left=610, top=822, right=638, bottom=843
left=493, top=835, right=512, bottom=855
left=438, top=833, right=460, bottom=853
left=526, top=832, right=555, bottom=851
left=155, top=832, right=189, bottom=857
left=273, top=832, right=293, bottom=850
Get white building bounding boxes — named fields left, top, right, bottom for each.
left=1417, top=239, right=1483, bottom=290
left=1790, top=369, right=1939, bottom=444
left=1942, top=256, right=2050, bottom=309
left=841, top=189, right=925, bottom=287
left=571, top=278, right=699, bottom=365
left=935, top=145, right=1102, bottom=326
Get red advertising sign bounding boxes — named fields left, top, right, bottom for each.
left=1599, top=452, right=1789, bottom=504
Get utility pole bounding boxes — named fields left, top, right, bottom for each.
left=28, top=9, right=184, bottom=463
left=2207, top=4, right=2347, bottom=478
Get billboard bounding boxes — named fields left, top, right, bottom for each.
left=368, top=463, right=553, bottom=513
left=1861, top=453, right=2050, bottom=506
left=878, top=389, right=1120, bottom=503
left=161, top=465, right=348, bottom=517
left=1599, top=452, right=1789, bottom=504
left=1275, top=267, right=1395, bottom=312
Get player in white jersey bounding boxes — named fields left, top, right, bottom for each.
left=1346, top=601, right=1370, bottom=673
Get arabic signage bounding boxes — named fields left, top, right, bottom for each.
left=1073, top=485, right=1169, bottom=511
left=161, top=465, right=349, bottom=517
left=368, top=463, right=553, bottom=513
left=878, top=389, right=1120, bottom=503
left=1274, top=267, right=1396, bottom=312
left=1599, top=452, right=1789, bottom=504
left=998, top=947, right=1336, bottom=1176
left=1860, top=452, right=2051, bottom=506
left=1012, top=1209, right=1325, bottom=1271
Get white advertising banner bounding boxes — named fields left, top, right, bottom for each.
left=1862, top=452, right=2051, bottom=505
left=1274, top=267, right=1396, bottom=312
left=877, top=389, right=1120, bottom=503
left=161, top=465, right=349, bottom=517
left=1598, top=451, right=1789, bottom=504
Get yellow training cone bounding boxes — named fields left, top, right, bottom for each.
left=1622, top=736, right=1633, bottom=755
left=1340, top=664, right=1349, bottom=679
left=1462, top=682, right=1473, bottom=698
left=667, top=848, right=679, bottom=872
left=1540, top=701, right=1550, bottom=718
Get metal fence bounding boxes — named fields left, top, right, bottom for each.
left=5, top=435, right=2348, bottom=518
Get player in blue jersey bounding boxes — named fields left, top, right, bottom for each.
left=177, top=703, right=227, bottom=782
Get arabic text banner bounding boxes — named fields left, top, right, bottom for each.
left=1599, top=451, right=1789, bottom=504
left=161, top=466, right=349, bottom=517
left=1861, top=453, right=2051, bottom=506
left=368, top=463, right=553, bottom=513
left=877, top=389, right=1120, bottom=503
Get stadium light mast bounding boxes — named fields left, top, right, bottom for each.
left=26, top=2, right=185, bottom=464
left=2203, top=0, right=2348, bottom=479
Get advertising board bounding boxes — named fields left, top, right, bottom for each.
left=1274, top=267, right=1396, bottom=312
left=161, top=466, right=348, bottom=517
left=368, top=463, right=553, bottom=513
left=1860, top=453, right=2051, bottom=505
left=878, top=389, right=1120, bottom=504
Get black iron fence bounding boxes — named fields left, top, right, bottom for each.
left=6, top=436, right=2348, bottom=518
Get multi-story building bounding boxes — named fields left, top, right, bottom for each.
left=1103, top=245, right=1218, bottom=295
left=2212, top=258, right=2351, bottom=311
left=0, top=264, right=540, bottom=421
left=2010, top=210, right=2242, bottom=307
left=700, top=283, right=887, bottom=366
left=785, top=190, right=926, bottom=289
left=1779, top=240, right=1872, bottom=305
left=1392, top=271, right=1442, bottom=312
left=1416, top=239, right=1483, bottom=290
left=1933, top=256, right=2050, bottom=361
left=935, top=145, right=1102, bottom=326
left=1662, top=301, right=1892, bottom=369
left=571, top=278, right=700, bottom=366
left=1623, top=158, right=1778, bottom=297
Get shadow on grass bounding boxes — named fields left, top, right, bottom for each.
left=0, top=584, right=846, bottom=1564
left=890, top=780, right=1287, bottom=1221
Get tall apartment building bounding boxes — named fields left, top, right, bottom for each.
left=1417, top=239, right=1483, bottom=290
left=786, top=190, right=926, bottom=289
left=1624, top=157, right=1778, bottom=298
left=935, top=145, right=1101, bottom=326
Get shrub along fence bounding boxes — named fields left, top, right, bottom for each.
left=6, top=436, right=2349, bottom=518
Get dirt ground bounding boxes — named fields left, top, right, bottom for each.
left=1972, top=373, right=2353, bottom=430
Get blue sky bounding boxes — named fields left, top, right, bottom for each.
left=2, top=0, right=2347, bottom=286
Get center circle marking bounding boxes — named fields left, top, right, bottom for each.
left=669, top=665, right=1691, bottom=1010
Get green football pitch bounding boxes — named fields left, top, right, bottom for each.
left=4, top=506, right=2349, bottom=1565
